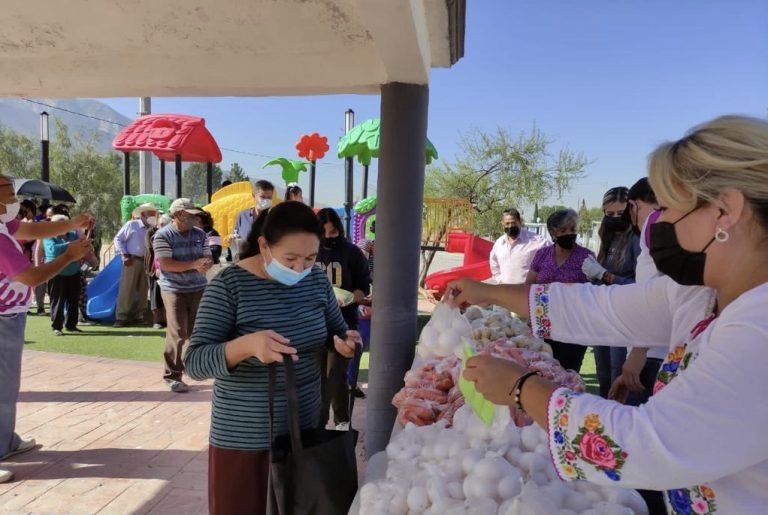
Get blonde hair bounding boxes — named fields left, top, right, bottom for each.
left=648, top=115, right=768, bottom=228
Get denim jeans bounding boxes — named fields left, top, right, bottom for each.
left=0, top=313, right=26, bottom=456
left=594, top=345, right=627, bottom=398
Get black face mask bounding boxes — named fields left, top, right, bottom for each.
left=649, top=208, right=715, bottom=286
left=603, top=215, right=630, bottom=233
left=504, top=226, right=521, bottom=238
left=555, top=234, right=578, bottom=250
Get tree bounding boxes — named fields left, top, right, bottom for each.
left=226, top=162, right=248, bottom=183
left=422, top=126, right=589, bottom=284
left=0, top=126, right=38, bottom=179
left=537, top=204, right=568, bottom=225
left=48, top=118, right=126, bottom=241
left=182, top=163, right=223, bottom=205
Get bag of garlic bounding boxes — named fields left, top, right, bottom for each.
left=417, top=301, right=473, bottom=359
left=357, top=405, right=649, bottom=515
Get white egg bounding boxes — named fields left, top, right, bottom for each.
left=446, top=481, right=465, bottom=500
left=497, top=473, right=523, bottom=499
left=388, top=493, right=408, bottom=514
left=521, top=424, right=543, bottom=451
left=460, top=449, right=485, bottom=475
left=407, top=485, right=429, bottom=512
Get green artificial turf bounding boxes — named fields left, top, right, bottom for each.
left=23, top=311, right=167, bottom=362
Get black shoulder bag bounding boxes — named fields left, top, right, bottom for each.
left=267, top=354, right=359, bottom=515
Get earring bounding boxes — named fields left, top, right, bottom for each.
left=715, top=227, right=729, bottom=243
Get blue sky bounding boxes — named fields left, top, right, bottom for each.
left=97, top=0, right=768, bottom=213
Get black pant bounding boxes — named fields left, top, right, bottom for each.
left=546, top=338, right=587, bottom=373
left=321, top=349, right=351, bottom=425
left=49, top=273, right=81, bottom=331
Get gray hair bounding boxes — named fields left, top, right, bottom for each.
left=158, top=214, right=172, bottom=227
left=546, top=208, right=579, bottom=234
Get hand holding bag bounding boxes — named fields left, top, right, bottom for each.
left=267, top=354, right=359, bottom=515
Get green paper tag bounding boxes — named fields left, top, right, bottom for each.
left=458, top=340, right=495, bottom=425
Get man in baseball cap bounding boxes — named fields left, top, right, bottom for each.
left=168, top=198, right=202, bottom=216
left=153, top=198, right=211, bottom=392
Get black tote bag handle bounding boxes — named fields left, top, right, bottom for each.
left=268, top=355, right=304, bottom=459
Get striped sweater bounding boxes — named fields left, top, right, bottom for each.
left=185, top=265, right=348, bottom=450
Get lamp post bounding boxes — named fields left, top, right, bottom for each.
left=344, top=109, right=355, bottom=236
left=40, top=111, right=50, bottom=182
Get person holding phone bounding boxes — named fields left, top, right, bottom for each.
left=0, top=174, right=93, bottom=482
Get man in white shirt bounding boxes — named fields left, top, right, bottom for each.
left=113, top=203, right=158, bottom=327
left=489, top=208, right=548, bottom=284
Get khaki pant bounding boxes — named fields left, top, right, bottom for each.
left=116, top=257, right=148, bottom=322
left=161, top=290, right=203, bottom=382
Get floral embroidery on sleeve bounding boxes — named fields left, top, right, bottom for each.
left=668, top=484, right=718, bottom=514
left=654, top=315, right=714, bottom=394
left=530, top=284, right=551, bottom=339
left=549, top=389, right=628, bottom=482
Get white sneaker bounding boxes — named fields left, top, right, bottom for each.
left=0, top=469, right=13, bottom=483
left=1, top=438, right=36, bottom=460
left=335, top=422, right=350, bottom=431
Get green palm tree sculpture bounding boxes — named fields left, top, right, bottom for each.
left=337, top=117, right=438, bottom=197
left=262, top=158, right=308, bottom=187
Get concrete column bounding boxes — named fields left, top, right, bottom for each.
left=138, top=97, right=153, bottom=193
left=366, top=82, right=428, bottom=457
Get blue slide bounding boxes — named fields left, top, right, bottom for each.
left=86, top=256, right=123, bottom=323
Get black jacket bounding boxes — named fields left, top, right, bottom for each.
left=317, top=237, right=371, bottom=329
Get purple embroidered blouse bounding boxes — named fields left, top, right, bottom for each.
left=529, top=244, right=594, bottom=284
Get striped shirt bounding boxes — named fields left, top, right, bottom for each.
left=0, top=220, right=32, bottom=314
left=153, top=224, right=210, bottom=293
left=185, top=265, right=348, bottom=450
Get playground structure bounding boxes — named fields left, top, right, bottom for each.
left=112, top=114, right=222, bottom=200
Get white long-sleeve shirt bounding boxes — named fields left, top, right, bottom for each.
left=528, top=278, right=768, bottom=514
left=633, top=210, right=669, bottom=361
left=113, top=219, right=148, bottom=257
left=489, top=230, right=548, bottom=284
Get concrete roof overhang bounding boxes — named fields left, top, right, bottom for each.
left=0, top=0, right=465, bottom=98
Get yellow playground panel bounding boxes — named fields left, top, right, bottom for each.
left=204, top=181, right=281, bottom=247
left=422, top=198, right=474, bottom=247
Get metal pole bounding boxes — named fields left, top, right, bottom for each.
left=40, top=112, right=50, bottom=182
left=160, top=160, right=166, bottom=195
left=309, top=161, right=317, bottom=207
left=206, top=162, right=213, bottom=203
left=138, top=97, right=152, bottom=193
left=175, top=154, right=182, bottom=199
left=366, top=83, right=429, bottom=458
left=363, top=164, right=369, bottom=199
left=344, top=109, right=355, bottom=236
left=123, top=152, right=131, bottom=195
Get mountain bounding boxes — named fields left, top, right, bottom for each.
left=0, top=98, right=132, bottom=153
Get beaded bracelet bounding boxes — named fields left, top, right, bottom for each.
left=508, top=371, right=540, bottom=412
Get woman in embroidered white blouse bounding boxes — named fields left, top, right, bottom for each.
left=450, top=115, right=768, bottom=515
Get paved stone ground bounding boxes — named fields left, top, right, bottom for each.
left=0, top=351, right=369, bottom=515
left=0, top=251, right=462, bottom=514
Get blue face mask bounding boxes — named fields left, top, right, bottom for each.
left=264, top=248, right=312, bottom=286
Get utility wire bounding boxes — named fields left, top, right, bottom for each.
left=21, top=98, right=352, bottom=169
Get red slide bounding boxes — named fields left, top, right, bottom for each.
left=424, top=231, right=495, bottom=297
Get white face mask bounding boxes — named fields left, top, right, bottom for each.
left=145, top=216, right=157, bottom=227
left=0, top=201, right=20, bottom=224
left=257, top=198, right=272, bottom=211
